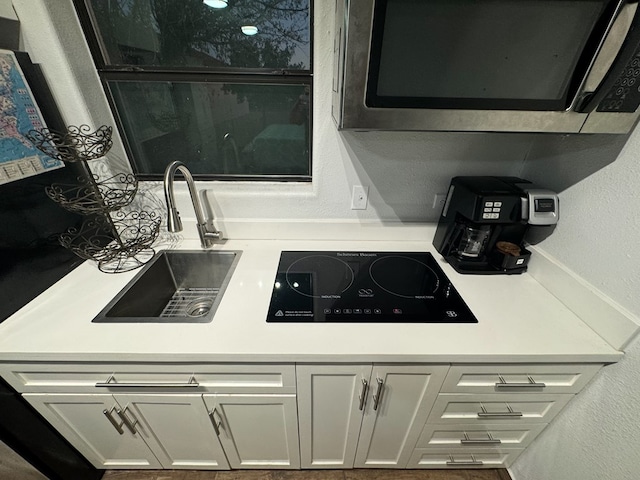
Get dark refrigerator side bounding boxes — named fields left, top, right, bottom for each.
left=0, top=20, right=105, bottom=479
left=0, top=378, right=103, bottom=480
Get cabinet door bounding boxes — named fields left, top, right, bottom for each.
left=354, top=365, right=448, bottom=468
left=296, top=364, right=372, bottom=468
left=23, top=393, right=161, bottom=469
left=115, top=394, right=229, bottom=470
left=203, top=393, right=300, bottom=469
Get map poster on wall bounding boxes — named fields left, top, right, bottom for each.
left=0, top=49, right=63, bottom=186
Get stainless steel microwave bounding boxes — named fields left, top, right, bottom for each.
left=332, top=0, right=640, bottom=133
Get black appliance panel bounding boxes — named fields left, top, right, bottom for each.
left=0, top=378, right=103, bottom=480
left=267, top=251, right=477, bottom=323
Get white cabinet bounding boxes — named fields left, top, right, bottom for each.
left=24, top=393, right=163, bottom=469
left=296, top=364, right=448, bottom=469
left=118, top=394, right=229, bottom=470
left=202, top=394, right=300, bottom=469
left=4, top=360, right=604, bottom=472
left=410, top=363, right=603, bottom=469
left=296, top=364, right=371, bottom=468
left=24, top=393, right=230, bottom=470
left=428, top=393, right=573, bottom=424
left=13, top=363, right=296, bottom=471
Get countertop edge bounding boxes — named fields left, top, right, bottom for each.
left=0, top=352, right=623, bottom=364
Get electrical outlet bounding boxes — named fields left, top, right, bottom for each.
left=432, top=193, right=447, bottom=211
left=351, top=185, right=369, bottom=210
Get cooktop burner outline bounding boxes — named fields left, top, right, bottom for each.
left=285, top=254, right=355, bottom=298
left=369, top=254, right=440, bottom=299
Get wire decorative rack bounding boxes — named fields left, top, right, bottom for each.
left=27, top=125, right=114, bottom=162
left=45, top=172, right=138, bottom=214
left=28, top=124, right=160, bottom=273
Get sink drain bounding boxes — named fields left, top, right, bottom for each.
left=160, top=288, right=218, bottom=318
left=186, top=298, right=213, bottom=317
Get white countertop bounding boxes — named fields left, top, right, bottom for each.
left=0, top=227, right=622, bottom=364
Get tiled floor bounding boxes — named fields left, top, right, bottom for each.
left=102, top=469, right=512, bottom=480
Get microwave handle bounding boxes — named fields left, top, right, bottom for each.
left=575, top=0, right=640, bottom=112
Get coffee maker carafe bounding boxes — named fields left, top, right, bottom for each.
left=433, top=176, right=559, bottom=274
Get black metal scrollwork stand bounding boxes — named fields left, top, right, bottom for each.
left=27, top=125, right=160, bottom=273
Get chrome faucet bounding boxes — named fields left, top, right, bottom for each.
left=163, top=161, right=222, bottom=248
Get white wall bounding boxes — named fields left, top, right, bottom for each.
left=11, top=0, right=538, bottom=225
left=510, top=112, right=640, bottom=480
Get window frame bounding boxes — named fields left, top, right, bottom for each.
left=73, top=0, right=314, bottom=182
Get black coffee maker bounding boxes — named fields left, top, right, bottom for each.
left=433, top=176, right=559, bottom=274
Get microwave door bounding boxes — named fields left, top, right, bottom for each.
left=568, top=0, right=631, bottom=112
left=577, top=1, right=640, bottom=132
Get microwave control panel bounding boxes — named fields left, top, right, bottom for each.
left=598, top=46, right=640, bottom=113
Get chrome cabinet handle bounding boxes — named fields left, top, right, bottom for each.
left=446, top=454, right=483, bottom=466
left=358, top=378, right=369, bottom=411
left=96, top=374, right=200, bottom=388
left=103, top=406, right=124, bottom=435
left=477, top=403, right=523, bottom=418
left=372, top=377, right=384, bottom=411
left=116, top=406, right=139, bottom=434
left=460, top=432, right=501, bottom=445
left=495, top=375, right=546, bottom=389
left=208, top=409, right=223, bottom=436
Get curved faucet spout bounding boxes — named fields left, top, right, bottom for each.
left=163, top=161, right=222, bottom=248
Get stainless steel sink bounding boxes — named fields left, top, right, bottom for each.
left=92, top=250, right=241, bottom=323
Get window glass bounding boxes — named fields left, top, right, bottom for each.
left=88, top=0, right=311, bottom=70
left=77, top=0, right=313, bottom=179
left=109, top=80, right=310, bottom=176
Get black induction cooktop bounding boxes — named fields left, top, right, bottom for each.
left=266, top=251, right=477, bottom=323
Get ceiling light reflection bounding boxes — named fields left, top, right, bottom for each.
left=203, top=0, right=228, bottom=8
left=241, top=25, right=259, bottom=36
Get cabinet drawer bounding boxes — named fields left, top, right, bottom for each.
left=442, top=364, right=601, bottom=394
left=0, top=363, right=296, bottom=394
left=416, top=423, right=546, bottom=449
left=407, top=447, right=524, bottom=469
left=428, top=393, right=573, bottom=424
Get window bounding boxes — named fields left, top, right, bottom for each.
left=74, top=0, right=312, bottom=180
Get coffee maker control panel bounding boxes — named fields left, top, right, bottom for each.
left=481, top=200, right=503, bottom=220
left=476, top=195, right=521, bottom=222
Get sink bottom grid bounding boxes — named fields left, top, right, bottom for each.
left=160, top=288, right=219, bottom=318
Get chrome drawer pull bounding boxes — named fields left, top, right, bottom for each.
left=358, top=378, right=369, bottom=411
left=495, top=375, right=546, bottom=389
left=372, top=377, right=384, bottom=411
left=116, top=406, right=139, bottom=434
left=103, top=406, right=124, bottom=435
left=477, top=403, right=523, bottom=418
left=446, top=454, right=483, bottom=466
left=96, top=374, right=200, bottom=388
left=460, top=432, right=501, bottom=445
